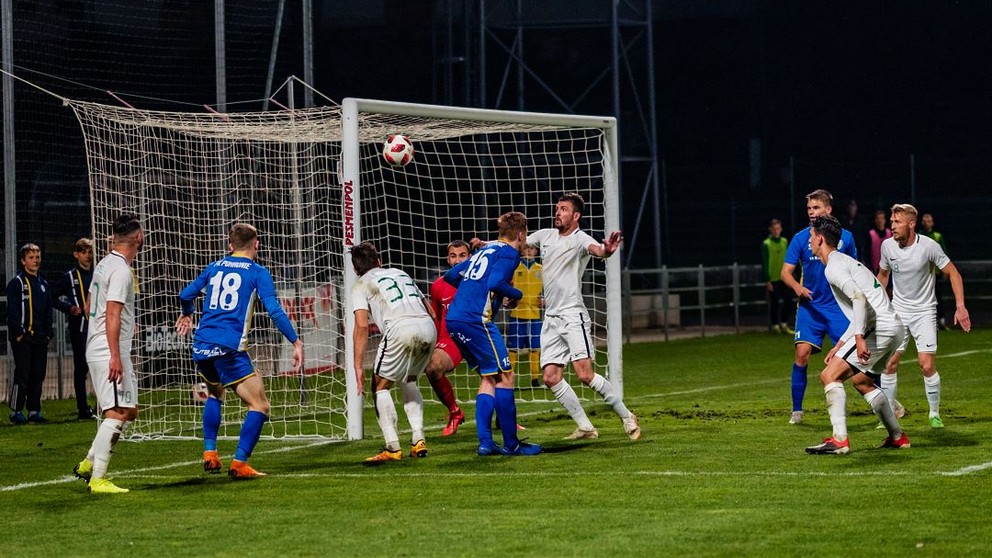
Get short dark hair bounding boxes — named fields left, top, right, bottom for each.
left=229, top=223, right=259, bottom=250
left=806, top=189, right=833, bottom=207
left=810, top=214, right=842, bottom=248
left=769, top=218, right=782, bottom=227
left=559, top=192, right=585, bottom=215
left=113, top=213, right=142, bottom=237
left=447, top=240, right=469, bottom=253
left=350, top=242, right=380, bottom=276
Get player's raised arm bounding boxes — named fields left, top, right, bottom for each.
left=588, top=231, right=623, bottom=258
left=443, top=258, right=471, bottom=287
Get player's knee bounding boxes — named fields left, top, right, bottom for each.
left=818, top=369, right=834, bottom=385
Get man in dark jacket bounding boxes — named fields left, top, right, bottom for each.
left=6, top=243, right=55, bottom=424
left=53, top=238, right=95, bottom=419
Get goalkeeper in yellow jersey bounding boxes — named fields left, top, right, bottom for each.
left=508, top=244, right=544, bottom=387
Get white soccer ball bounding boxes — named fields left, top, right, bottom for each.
left=382, top=134, right=414, bottom=167
left=191, top=382, right=209, bottom=404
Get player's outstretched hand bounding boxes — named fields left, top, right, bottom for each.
left=955, top=306, right=971, bottom=332
left=292, top=340, right=304, bottom=373
left=175, top=314, right=193, bottom=336
left=603, top=231, right=623, bottom=255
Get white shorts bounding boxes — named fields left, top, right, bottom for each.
left=373, top=318, right=437, bottom=383
left=896, top=311, right=938, bottom=354
left=87, top=358, right=139, bottom=411
left=841, top=322, right=906, bottom=375
left=540, top=313, right=595, bottom=368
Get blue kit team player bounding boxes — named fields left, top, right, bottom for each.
left=444, top=211, right=541, bottom=457
left=176, top=223, right=304, bottom=478
left=780, top=189, right=858, bottom=424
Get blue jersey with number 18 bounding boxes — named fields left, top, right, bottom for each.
left=179, top=255, right=298, bottom=353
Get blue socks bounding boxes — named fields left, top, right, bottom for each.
left=476, top=393, right=496, bottom=447
left=235, top=410, right=268, bottom=462
left=494, top=387, right=519, bottom=449
left=202, top=397, right=221, bottom=452
left=791, top=364, right=808, bottom=412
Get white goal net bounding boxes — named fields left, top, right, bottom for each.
left=68, top=97, right=621, bottom=441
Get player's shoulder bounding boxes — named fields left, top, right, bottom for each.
left=789, top=228, right=811, bottom=243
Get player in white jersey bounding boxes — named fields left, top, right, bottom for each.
left=877, top=204, right=971, bottom=429
left=350, top=242, right=437, bottom=463
left=803, top=215, right=910, bottom=455
left=73, top=214, right=143, bottom=494
left=524, top=192, right=639, bottom=441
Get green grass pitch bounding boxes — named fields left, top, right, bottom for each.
left=2, top=328, right=990, bottom=556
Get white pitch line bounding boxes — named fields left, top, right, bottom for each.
left=105, top=469, right=915, bottom=481
left=0, top=439, right=338, bottom=493
left=941, top=461, right=992, bottom=476
left=4, top=347, right=989, bottom=493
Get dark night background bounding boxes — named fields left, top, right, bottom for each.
left=3, top=0, right=991, bottom=276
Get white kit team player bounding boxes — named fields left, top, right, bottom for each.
left=524, top=192, right=639, bottom=441
left=350, top=241, right=438, bottom=463
left=877, top=203, right=971, bottom=429
left=73, top=214, right=144, bottom=493
left=804, top=215, right=909, bottom=455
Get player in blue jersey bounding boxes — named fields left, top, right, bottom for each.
left=780, top=189, right=858, bottom=424
left=444, top=211, right=541, bottom=457
left=176, top=224, right=304, bottom=478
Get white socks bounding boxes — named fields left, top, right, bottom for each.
left=824, top=382, right=847, bottom=441
left=924, top=372, right=941, bottom=417
left=865, top=388, right=901, bottom=438
left=374, top=390, right=400, bottom=451
left=880, top=373, right=898, bottom=413
left=551, top=380, right=595, bottom=431
left=400, top=380, right=425, bottom=443
left=90, top=418, right=124, bottom=479
left=588, top=373, right=632, bottom=419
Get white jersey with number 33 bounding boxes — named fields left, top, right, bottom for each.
left=352, top=267, right=430, bottom=332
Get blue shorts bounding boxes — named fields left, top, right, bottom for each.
left=506, top=317, right=542, bottom=350
left=446, top=320, right=511, bottom=376
left=192, top=344, right=255, bottom=388
left=793, top=302, right=849, bottom=354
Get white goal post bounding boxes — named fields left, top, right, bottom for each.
left=340, top=98, right=622, bottom=440
left=67, top=97, right=621, bottom=441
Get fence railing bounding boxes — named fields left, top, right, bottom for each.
left=621, top=260, right=992, bottom=343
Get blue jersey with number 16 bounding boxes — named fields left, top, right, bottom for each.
left=179, top=255, right=298, bottom=353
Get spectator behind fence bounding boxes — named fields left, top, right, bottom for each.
left=919, top=213, right=949, bottom=329
left=867, top=209, right=892, bottom=273
left=53, top=238, right=96, bottom=420
left=761, top=218, right=793, bottom=334
left=6, top=243, right=55, bottom=424
left=843, top=199, right=870, bottom=266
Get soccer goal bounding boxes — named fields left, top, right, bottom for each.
left=67, top=97, right=621, bottom=441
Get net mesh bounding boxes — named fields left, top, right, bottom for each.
left=67, top=99, right=615, bottom=439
